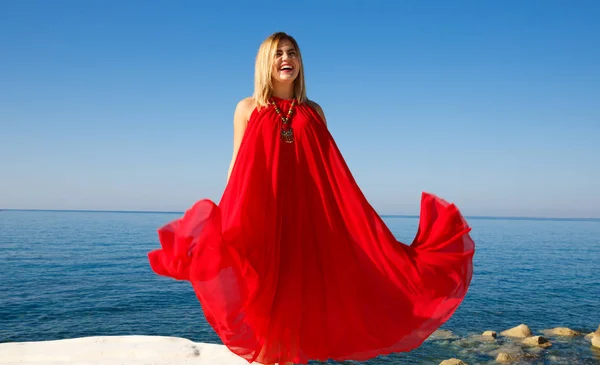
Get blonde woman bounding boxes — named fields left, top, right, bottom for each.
left=149, top=32, right=475, bottom=365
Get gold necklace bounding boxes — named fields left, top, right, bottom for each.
left=270, top=98, right=297, bottom=143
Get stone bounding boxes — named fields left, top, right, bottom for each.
left=522, top=335, right=552, bottom=348
left=429, top=329, right=458, bottom=340
left=496, top=352, right=517, bottom=362
left=439, top=358, right=468, bottom=365
left=592, top=333, right=600, bottom=349
left=0, top=336, right=249, bottom=365
left=482, top=330, right=497, bottom=338
left=500, top=324, right=532, bottom=338
left=541, top=327, right=580, bottom=337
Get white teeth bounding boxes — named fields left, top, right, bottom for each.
left=281, top=65, right=293, bottom=71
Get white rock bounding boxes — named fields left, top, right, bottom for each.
left=496, top=352, right=518, bottom=362
left=429, top=329, right=458, bottom=340
left=0, top=336, right=250, bottom=365
left=522, top=335, right=552, bottom=348
left=541, top=327, right=580, bottom=337
left=482, top=330, right=497, bottom=338
left=439, top=358, right=468, bottom=365
left=593, top=324, right=600, bottom=348
left=592, top=333, right=600, bottom=349
left=488, top=343, right=524, bottom=359
left=500, top=324, right=532, bottom=338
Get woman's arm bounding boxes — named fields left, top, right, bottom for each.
left=227, top=97, right=255, bottom=183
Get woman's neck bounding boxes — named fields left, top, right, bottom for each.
left=271, top=82, right=295, bottom=100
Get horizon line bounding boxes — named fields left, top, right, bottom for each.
left=1, top=208, right=599, bottom=222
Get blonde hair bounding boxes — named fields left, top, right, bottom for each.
left=252, top=32, right=307, bottom=108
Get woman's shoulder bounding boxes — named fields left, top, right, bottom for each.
left=306, top=99, right=327, bottom=125
left=236, top=97, right=257, bottom=115
left=233, top=97, right=257, bottom=123
left=232, top=97, right=257, bottom=130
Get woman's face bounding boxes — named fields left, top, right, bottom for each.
left=272, top=39, right=300, bottom=84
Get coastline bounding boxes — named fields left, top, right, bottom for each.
left=2, top=325, right=598, bottom=365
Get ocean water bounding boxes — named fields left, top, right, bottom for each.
left=1, top=209, right=599, bottom=364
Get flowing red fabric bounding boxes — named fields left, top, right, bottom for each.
left=148, top=97, right=475, bottom=364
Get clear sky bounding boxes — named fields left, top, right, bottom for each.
left=1, top=0, right=599, bottom=218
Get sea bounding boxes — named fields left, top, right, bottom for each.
left=1, top=209, right=599, bottom=364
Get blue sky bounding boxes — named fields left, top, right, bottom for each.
left=1, top=0, right=599, bottom=218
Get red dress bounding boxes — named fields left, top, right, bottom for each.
left=148, top=97, right=475, bottom=364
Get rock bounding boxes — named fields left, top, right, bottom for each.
left=592, top=333, right=600, bottom=349
left=429, top=329, right=458, bottom=340
left=482, top=330, right=497, bottom=338
left=585, top=324, right=600, bottom=344
left=453, top=337, right=477, bottom=347
left=470, top=334, right=497, bottom=343
left=439, top=358, right=468, bottom=365
left=488, top=343, right=524, bottom=359
left=541, top=327, right=580, bottom=337
left=526, top=345, right=545, bottom=355
left=522, top=335, right=552, bottom=348
left=496, top=352, right=518, bottom=362
left=500, top=324, right=532, bottom=338
left=0, top=335, right=249, bottom=365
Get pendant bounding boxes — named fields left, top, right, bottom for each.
left=281, top=127, right=294, bottom=143
left=271, top=98, right=296, bottom=144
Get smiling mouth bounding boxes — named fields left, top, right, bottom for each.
left=280, top=65, right=294, bottom=72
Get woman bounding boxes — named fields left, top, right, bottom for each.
left=148, top=32, right=475, bottom=365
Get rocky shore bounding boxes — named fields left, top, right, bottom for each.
left=435, top=323, right=600, bottom=364
left=0, top=324, right=598, bottom=364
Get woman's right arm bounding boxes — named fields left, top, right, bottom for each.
left=227, top=97, right=255, bottom=183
